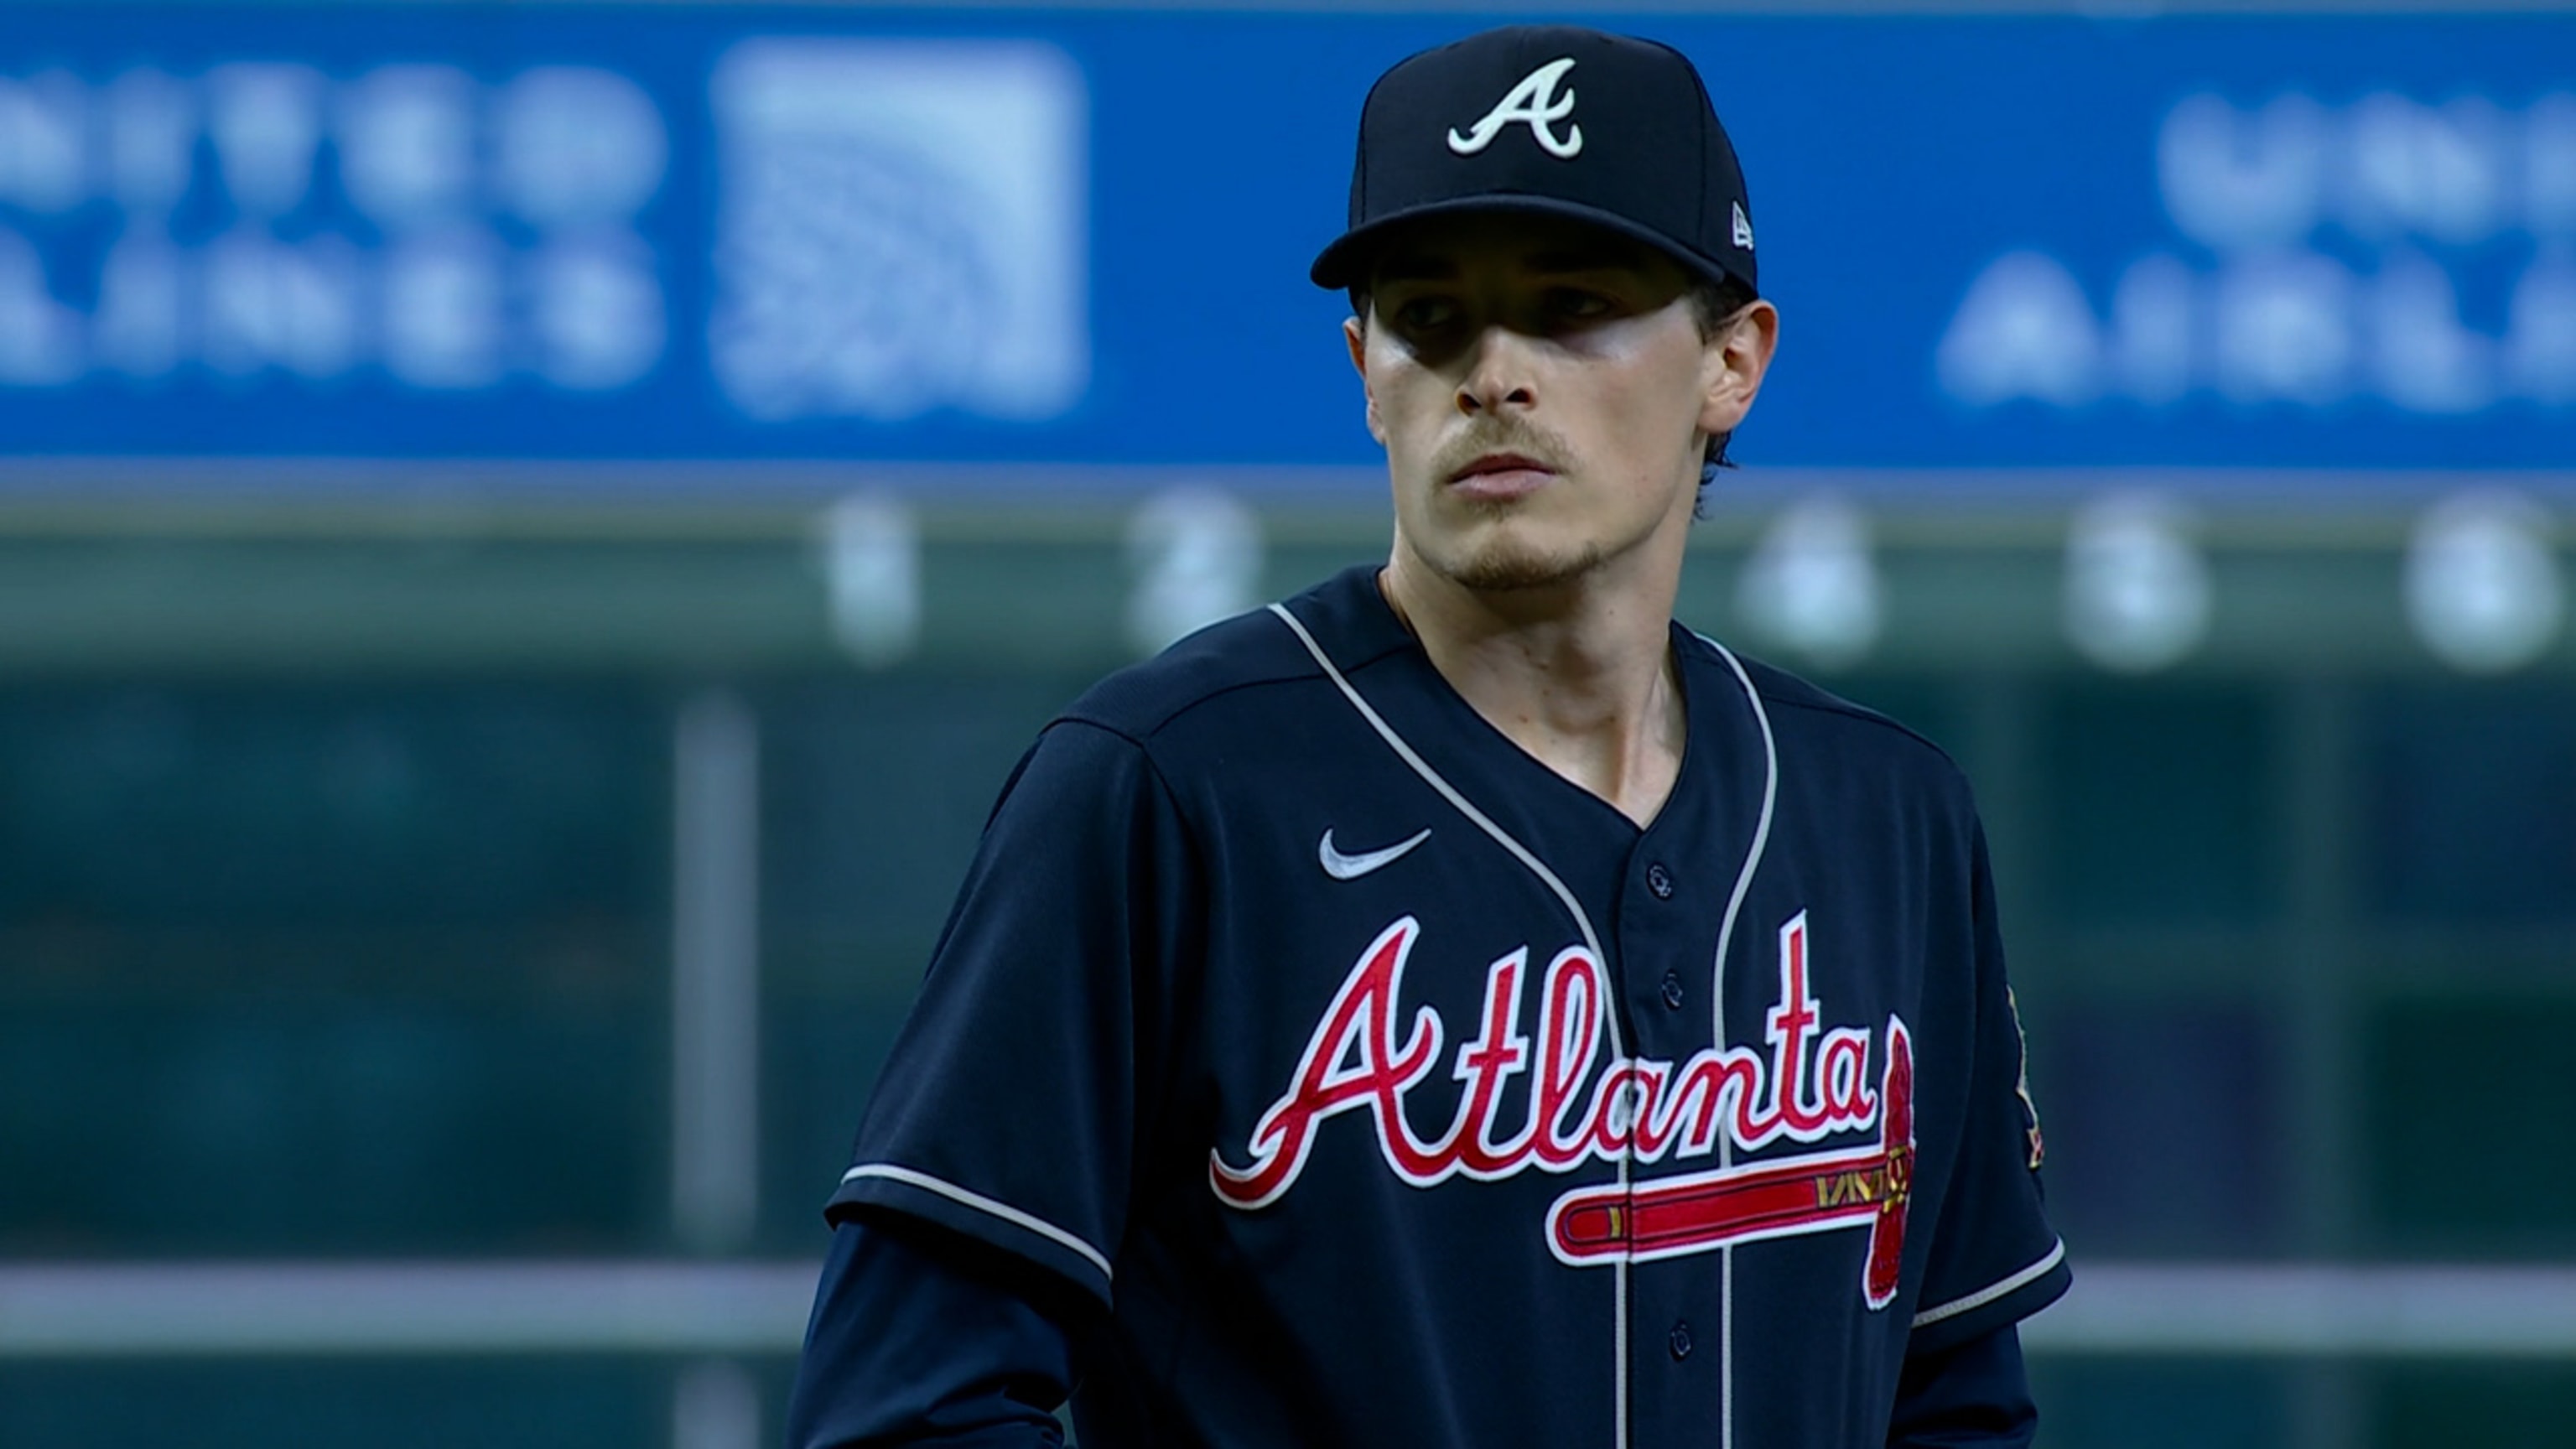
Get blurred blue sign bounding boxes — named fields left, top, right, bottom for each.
left=0, top=6, right=2569, bottom=480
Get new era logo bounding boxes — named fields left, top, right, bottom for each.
left=1732, top=200, right=1754, bottom=250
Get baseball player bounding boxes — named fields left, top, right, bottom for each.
left=788, top=24, right=2067, bottom=1448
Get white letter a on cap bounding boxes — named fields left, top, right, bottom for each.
left=1448, top=58, right=1582, bottom=159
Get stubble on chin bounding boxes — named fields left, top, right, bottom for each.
left=1426, top=520, right=1606, bottom=593
left=1402, top=416, right=1604, bottom=592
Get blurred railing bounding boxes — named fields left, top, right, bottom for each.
left=0, top=475, right=2563, bottom=674
left=10, top=1259, right=2576, bottom=1358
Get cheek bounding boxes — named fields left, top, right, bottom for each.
left=1582, top=356, right=1704, bottom=473
left=1365, top=356, right=1448, bottom=447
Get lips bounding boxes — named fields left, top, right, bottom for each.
left=1446, top=451, right=1558, bottom=503
left=1449, top=452, right=1555, bottom=483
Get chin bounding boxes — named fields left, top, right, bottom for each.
left=1434, top=535, right=1607, bottom=593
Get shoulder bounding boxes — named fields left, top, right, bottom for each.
left=1684, top=632, right=1977, bottom=812
left=1054, top=606, right=1322, bottom=745
left=1054, top=564, right=1399, bottom=745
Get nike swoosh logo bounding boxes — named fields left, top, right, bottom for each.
left=1318, top=828, right=1431, bottom=880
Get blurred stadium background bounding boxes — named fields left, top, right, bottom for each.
left=1, top=1, right=2572, bottom=1446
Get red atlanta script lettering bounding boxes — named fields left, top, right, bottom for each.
left=1209, top=911, right=1897, bottom=1212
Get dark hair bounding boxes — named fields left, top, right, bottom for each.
left=1350, top=270, right=1760, bottom=515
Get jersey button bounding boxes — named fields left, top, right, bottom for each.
left=1646, top=862, right=1675, bottom=900
left=1668, top=1321, right=1693, bottom=1360
left=1659, top=971, right=1685, bottom=1010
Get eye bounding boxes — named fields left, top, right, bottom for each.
left=1391, top=295, right=1461, bottom=331
left=1546, top=288, right=1616, bottom=322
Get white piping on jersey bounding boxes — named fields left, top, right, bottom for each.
left=1689, top=631, right=1780, bottom=1079
left=1912, top=1239, right=2067, bottom=1329
left=1266, top=600, right=1634, bottom=1449
left=1270, top=604, right=1608, bottom=963
left=839, top=1163, right=1115, bottom=1283
left=1689, top=630, right=1780, bottom=1449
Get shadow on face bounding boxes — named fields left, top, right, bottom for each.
left=1349, top=210, right=1701, bottom=360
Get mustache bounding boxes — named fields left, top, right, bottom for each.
left=1428, top=420, right=1573, bottom=482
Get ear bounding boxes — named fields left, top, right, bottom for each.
left=1698, top=299, right=1779, bottom=441
left=1344, top=314, right=1387, bottom=445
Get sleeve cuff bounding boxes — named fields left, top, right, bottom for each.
left=827, top=1163, right=1116, bottom=1309
left=1909, top=1239, right=2071, bottom=1354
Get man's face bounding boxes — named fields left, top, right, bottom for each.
left=1346, top=210, right=1774, bottom=596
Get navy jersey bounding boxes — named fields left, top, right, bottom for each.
left=829, top=564, right=2069, bottom=1449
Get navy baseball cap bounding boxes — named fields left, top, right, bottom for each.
left=1311, top=25, right=1757, bottom=299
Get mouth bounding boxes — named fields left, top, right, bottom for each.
left=1446, top=452, right=1558, bottom=501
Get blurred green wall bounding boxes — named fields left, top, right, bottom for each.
left=2, top=502, right=2571, bottom=1447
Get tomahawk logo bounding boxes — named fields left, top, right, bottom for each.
left=1208, top=911, right=1913, bottom=1307
left=1447, top=57, right=1583, bottom=159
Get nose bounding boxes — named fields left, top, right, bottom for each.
left=1456, top=325, right=1538, bottom=417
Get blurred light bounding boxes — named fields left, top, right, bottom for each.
left=2214, top=251, right=2354, bottom=405
left=706, top=40, right=1088, bottom=424
left=1736, top=494, right=1882, bottom=670
left=530, top=229, right=665, bottom=389
left=0, top=70, right=90, bottom=213
left=105, top=69, right=194, bottom=215
left=338, top=65, right=478, bottom=232
left=2403, top=490, right=2563, bottom=673
left=201, top=231, right=360, bottom=379
left=821, top=492, right=921, bottom=668
left=2063, top=492, right=2212, bottom=673
left=2506, top=245, right=2576, bottom=405
left=2369, top=249, right=2492, bottom=413
left=382, top=228, right=504, bottom=388
left=2158, top=92, right=2328, bottom=252
left=0, top=229, right=80, bottom=382
left=1126, top=487, right=1262, bottom=657
left=1936, top=251, right=2101, bottom=406
left=496, top=67, right=668, bottom=229
left=205, top=63, right=325, bottom=219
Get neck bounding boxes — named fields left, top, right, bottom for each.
left=1380, top=547, right=1686, bottom=828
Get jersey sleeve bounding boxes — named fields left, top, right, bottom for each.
left=1907, top=818, right=2071, bottom=1354
left=825, top=718, right=1200, bottom=1309
left=786, top=1218, right=1073, bottom=1449
left=1887, top=1324, right=2036, bottom=1447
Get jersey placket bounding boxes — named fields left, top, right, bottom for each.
left=1612, top=834, right=1733, bottom=1447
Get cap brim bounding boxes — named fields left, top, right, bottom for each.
left=1309, top=193, right=1752, bottom=297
